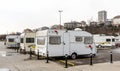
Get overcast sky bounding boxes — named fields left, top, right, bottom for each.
left=0, top=0, right=120, bottom=34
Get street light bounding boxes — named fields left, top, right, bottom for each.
left=59, top=10, right=63, bottom=29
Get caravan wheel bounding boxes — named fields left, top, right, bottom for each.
left=98, top=45, right=102, bottom=48
left=93, top=54, right=96, bottom=57
left=71, top=53, right=77, bottom=59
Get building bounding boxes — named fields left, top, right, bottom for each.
left=112, top=15, right=120, bottom=27
left=90, top=21, right=98, bottom=26
left=105, top=19, right=112, bottom=26
left=98, top=10, right=107, bottom=24
left=50, top=24, right=64, bottom=29
left=64, top=21, right=87, bottom=30
left=64, top=21, right=80, bottom=30
left=81, top=21, right=87, bottom=27
left=34, top=26, right=49, bottom=31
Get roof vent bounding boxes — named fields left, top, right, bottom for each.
left=74, top=28, right=82, bottom=31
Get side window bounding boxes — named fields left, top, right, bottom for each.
left=21, top=38, right=23, bottom=43
left=106, top=39, right=111, bottom=42
left=75, top=37, right=82, bottom=42
left=116, top=39, right=119, bottom=41
left=84, top=37, right=93, bottom=44
left=37, top=37, right=45, bottom=45
left=26, top=38, right=34, bottom=43
left=49, top=36, right=61, bottom=45
left=8, top=38, right=14, bottom=42
left=112, top=39, right=115, bottom=42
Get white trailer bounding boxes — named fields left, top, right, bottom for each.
left=35, top=29, right=97, bottom=59
left=6, top=35, right=20, bottom=48
left=93, top=34, right=116, bottom=48
left=114, top=36, right=120, bottom=47
left=20, top=32, right=36, bottom=52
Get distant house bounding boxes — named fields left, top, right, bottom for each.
left=112, top=15, right=120, bottom=27
left=34, top=26, right=49, bottom=32
left=23, top=28, right=33, bottom=33
left=64, top=21, right=87, bottom=30
left=90, top=21, right=98, bottom=26
left=0, top=34, right=6, bottom=41
left=50, top=24, right=64, bottom=29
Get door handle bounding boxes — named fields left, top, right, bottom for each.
left=63, top=42, right=65, bottom=45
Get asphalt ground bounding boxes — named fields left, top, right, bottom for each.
left=5, top=46, right=120, bottom=67
left=1, top=41, right=120, bottom=69
left=46, top=48, right=120, bottom=67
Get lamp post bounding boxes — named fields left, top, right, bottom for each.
left=59, top=10, right=63, bottom=29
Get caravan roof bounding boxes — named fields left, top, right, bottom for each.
left=36, top=29, right=92, bottom=37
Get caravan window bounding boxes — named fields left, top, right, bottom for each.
left=8, top=38, right=14, bottom=42
left=37, top=37, right=45, bottom=45
left=112, top=39, right=115, bottom=42
left=84, top=37, right=93, bottom=44
left=75, top=37, right=82, bottom=42
left=106, top=39, right=111, bottom=42
left=26, top=38, right=34, bottom=43
left=116, top=39, right=119, bottom=41
left=49, top=36, right=61, bottom=45
left=21, top=38, right=23, bottom=43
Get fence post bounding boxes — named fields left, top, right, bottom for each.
left=110, top=51, right=113, bottom=63
left=17, top=48, right=19, bottom=53
left=65, top=54, right=68, bottom=68
left=29, top=47, right=32, bottom=59
left=90, top=53, right=93, bottom=65
left=37, top=49, right=40, bottom=60
left=46, top=51, right=49, bottom=63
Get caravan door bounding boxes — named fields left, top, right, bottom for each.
left=48, top=35, right=64, bottom=57
left=63, top=33, right=70, bottom=55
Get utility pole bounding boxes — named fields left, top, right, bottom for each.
left=59, top=10, right=63, bottom=29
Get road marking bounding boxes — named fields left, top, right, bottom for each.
left=59, top=60, right=75, bottom=66
left=49, top=58, right=75, bottom=66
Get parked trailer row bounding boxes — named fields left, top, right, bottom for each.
left=6, top=29, right=98, bottom=59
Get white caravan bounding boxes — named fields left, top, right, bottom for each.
left=115, top=36, right=120, bottom=42
left=114, top=36, right=120, bottom=47
left=93, top=34, right=116, bottom=48
left=20, top=32, right=36, bottom=52
left=35, top=29, right=97, bottom=59
left=6, top=35, right=20, bottom=48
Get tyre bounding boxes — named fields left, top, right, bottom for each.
left=71, top=53, right=77, bottom=59
left=92, top=54, right=96, bottom=57
left=98, top=45, right=102, bottom=48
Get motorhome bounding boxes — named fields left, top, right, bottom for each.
left=93, top=34, right=116, bottom=48
left=6, top=35, right=20, bottom=48
left=20, top=32, right=36, bottom=53
left=35, top=29, right=97, bottom=59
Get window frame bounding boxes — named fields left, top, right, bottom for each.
left=106, top=39, right=111, bottom=42
left=37, top=37, right=45, bottom=45
left=49, top=36, right=61, bottom=45
left=75, top=36, right=83, bottom=42
left=84, top=37, right=93, bottom=44
left=26, top=38, right=34, bottom=43
left=21, top=38, right=23, bottom=43
left=8, top=38, right=14, bottom=42
left=112, top=38, right=115, bottom=42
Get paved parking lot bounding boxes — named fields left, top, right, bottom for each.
left=1, top=41, right=120, bottom=71
left=73, top=48, right=120, bottom=65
